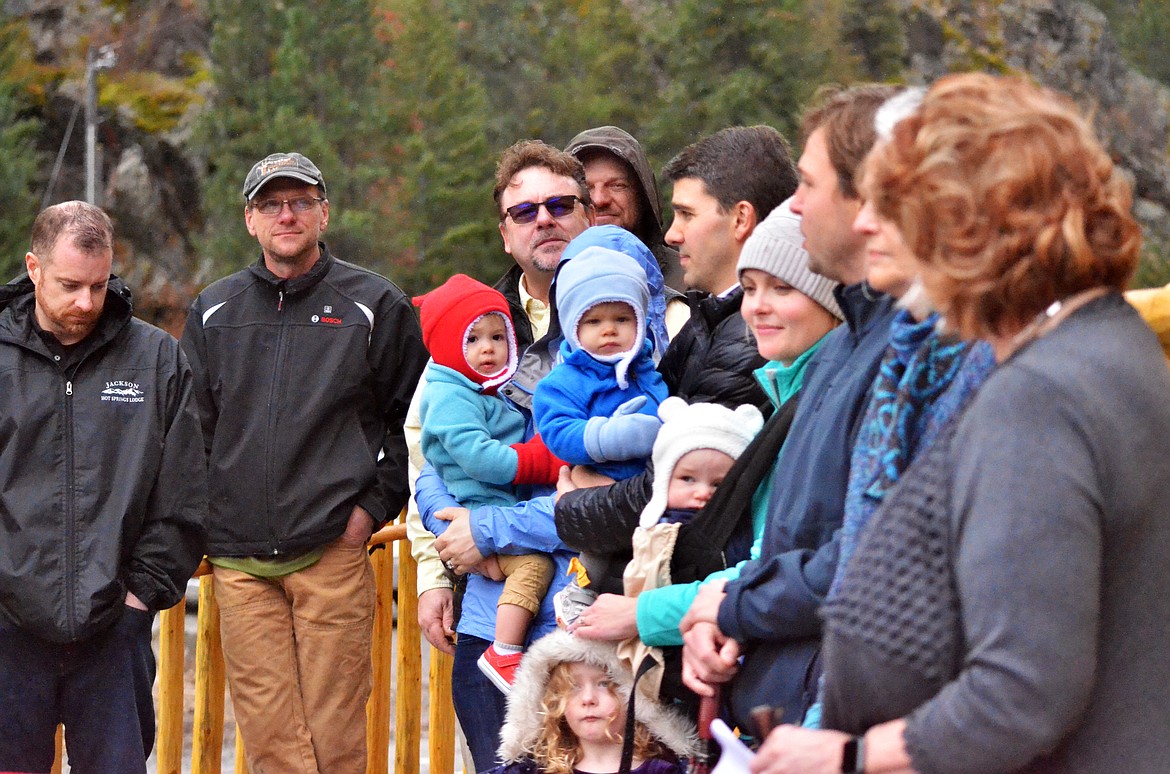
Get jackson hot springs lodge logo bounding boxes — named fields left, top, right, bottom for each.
left=101, top=380, right=146, bottom=403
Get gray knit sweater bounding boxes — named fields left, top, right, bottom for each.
left=822, top=294, right=1170, bottom=773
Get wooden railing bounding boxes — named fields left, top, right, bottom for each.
left=51, top=515, right=458, bottom=774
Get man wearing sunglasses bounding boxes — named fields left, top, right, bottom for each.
left=404, top=140, right=599, bottom=771
left=182, top=151, right=426, bottom=772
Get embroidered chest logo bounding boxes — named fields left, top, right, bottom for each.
left=101, top=380, right=146, bottom=404
left=311, top=304, right=343, bottom=325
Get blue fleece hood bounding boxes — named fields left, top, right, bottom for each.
left=555, top=246, right=649, bottom=389
left=561, top=225, right=669, bottom=360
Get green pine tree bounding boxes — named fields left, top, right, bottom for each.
left=0, top=20, right=42, bottom=280
left=444, top=0, right=660, bottom=149
left=194, top=0, right=401, bottom=282
left=642, top=0, right=863, bottom=158
left=376, top=0, right=502, bottom=292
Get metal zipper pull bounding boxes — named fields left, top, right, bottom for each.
left=278, top=289, right=284, bottom=312
left=66, top=381, right=73, bottom=396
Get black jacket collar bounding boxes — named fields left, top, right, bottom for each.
left=248, top=242, right=334, bottom=297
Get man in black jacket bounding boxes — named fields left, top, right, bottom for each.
left=182, top=153, right=426, bottom=773
left=657, top=125, right=798, bottom=410
left=0, top=201, right=207, bottom=773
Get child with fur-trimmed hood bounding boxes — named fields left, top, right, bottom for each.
left=489, top=631, right=695, bottom=774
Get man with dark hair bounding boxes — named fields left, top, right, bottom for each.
left=656, top=125, right=798, bottom=409
left=183, top=152, right=426, bottom=772
left=678, top=85, right=904, bottom=729
left=0, top=201, right=207, bottom=773
left=408, top=139, right=596, bottom=771
left=565, top=125, right=685, bottom=290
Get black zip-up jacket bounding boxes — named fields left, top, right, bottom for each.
left=0, top=275, right=208, bottom=643
left=182, top=245, right=426, bottom=557
left=656, top=287, right=767, bottom=410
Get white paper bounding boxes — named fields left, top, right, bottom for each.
left=709, top=718, right=755, bottom=774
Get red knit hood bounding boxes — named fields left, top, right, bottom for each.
left=413, top=274, right=518, bottom=393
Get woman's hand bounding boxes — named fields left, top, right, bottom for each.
left=570, top=465, right=617, bottom=489
left=434, top=507, right=484, bottom=574
left=570, top=593, right=639, bottom=641
left=748, top=725, right=851, bottom=774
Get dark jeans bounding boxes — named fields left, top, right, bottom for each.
left=452, top=633, right=508, bottom=773
left=0, top=607, right=156, bottom=774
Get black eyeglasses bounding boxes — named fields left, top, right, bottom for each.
left=503, top=195, right=582, bottom=225
left=251, top=196, right=325, bottom=216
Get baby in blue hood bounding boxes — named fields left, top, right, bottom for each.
left=533, top=245, right=669, bottom=482
left=533, top=237, right=669, bottom=625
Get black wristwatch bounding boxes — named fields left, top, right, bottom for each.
left=841, top=735, right=865, bottom=773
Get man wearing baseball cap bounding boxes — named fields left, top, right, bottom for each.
left=182, top=152, right=426, bottom=772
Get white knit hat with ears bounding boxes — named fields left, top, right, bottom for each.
left=638, top=396, right=765, bottom=529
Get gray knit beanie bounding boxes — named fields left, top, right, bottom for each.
left=736, top=197, right=844, bottom=321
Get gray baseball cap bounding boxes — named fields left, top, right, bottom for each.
left=242, top=152, right=327, bottom=200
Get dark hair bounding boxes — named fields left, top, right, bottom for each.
left=662, top=125, right=797, bottom=220
left=493, top=140, right=590, bottom=215
left=800, top=84, right=902, bottom=199
left=30, top=201, right=114, bottom=259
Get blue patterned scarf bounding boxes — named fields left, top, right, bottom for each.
left=832, top=310, right=996, bottom=596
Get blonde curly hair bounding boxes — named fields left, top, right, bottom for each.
left=864, top=73, right=1141, bottom=340
left=530, top=662, right=666, bottom=774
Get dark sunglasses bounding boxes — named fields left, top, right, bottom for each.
left=503, top=195, right=582, bottom=225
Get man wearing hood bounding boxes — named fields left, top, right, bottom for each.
left=0, top=201, right=207, bottom=773
left=565, top=126, right=684, bottom=291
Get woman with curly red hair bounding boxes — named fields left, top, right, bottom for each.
left=750, top=73, right=1170, bottom=773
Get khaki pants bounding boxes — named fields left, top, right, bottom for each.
left=495, top=553, right=555, bottom=615
left=214, top=538, right=375, bottom=774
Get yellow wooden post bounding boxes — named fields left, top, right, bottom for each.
left=156, top=600, right=187, bottom=774
left=192, top=573, right=226, bottom=774
left=394, top=534, right=422, bottom=774
left=429, top=648, right=457, bottom=774
left=51, top=725, right=63, bottom=774
left=366, top=540, right=395, bottom=774
left=234, top=729, right=246, bottom=773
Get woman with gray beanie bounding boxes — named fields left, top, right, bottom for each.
left=569, top=198, right=842, bottom=707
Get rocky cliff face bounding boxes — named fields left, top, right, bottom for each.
left=8, top=0, right=209, bottom=332
left=895, top=0, right=1170, bottom=269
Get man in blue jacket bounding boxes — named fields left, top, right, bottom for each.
left=678, top=85, right=905, bottom=729
left=408, top=140, right=596, bottom=772
left=0, top=201, right=207, bottom=773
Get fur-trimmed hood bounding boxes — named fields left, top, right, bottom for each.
left=497, top=631, right=697, bottom=763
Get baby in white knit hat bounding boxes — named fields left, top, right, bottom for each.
left=614, top=396, right=764, bottom=696
left=637, top=396, right=764, bottom=533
